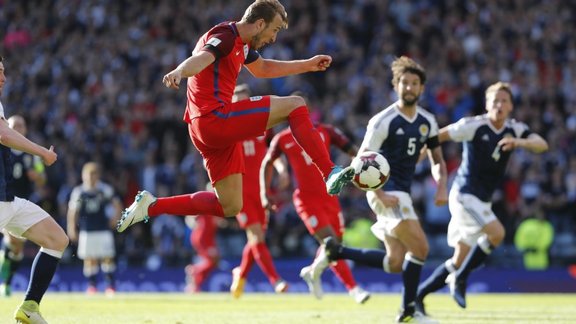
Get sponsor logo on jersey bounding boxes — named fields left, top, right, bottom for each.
left=249, top=96, right=263, bottom=101
left=482, top=134, right=490, bottom=141
left=284, top=142, right=295, bottom=149
left=206, top=37, right=221, bottom=47
left=396, top=128, right=405, bottom=135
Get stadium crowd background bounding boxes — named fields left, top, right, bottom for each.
left=1, top=0, right=575, bottom=269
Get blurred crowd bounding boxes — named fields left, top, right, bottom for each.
left=1, top=0, right=575, bottom=268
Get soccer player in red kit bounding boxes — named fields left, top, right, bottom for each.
left=117, top=0, right=354, bottom=232
left=228, top=84, right=288, bottom=297
left=260, top=119, right=371, bottom=304
left=184, top=212, right=219, bottom=293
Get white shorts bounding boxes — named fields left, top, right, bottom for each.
left=77, top=230, right=116, bottom=259
left=0, top=197, right=50, bottom=237
left=367, top=191, right=419, bottom=241
left=447, top=188, right=497, bottom=247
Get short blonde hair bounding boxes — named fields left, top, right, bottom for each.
left=82, top=162, right=100, bottom=175
left=485, top=81, right=513, bottom=102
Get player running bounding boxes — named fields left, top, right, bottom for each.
left=0, top=115, right=47, bottom=297
left=313, top=56, right=447, bottom=323
left=116, top=0, right=354, bottom=233
left=260, top=115, right=370, bottom=304
left=416, top=81, right=548, bottom=313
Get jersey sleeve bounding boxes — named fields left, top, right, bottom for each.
left=68, top=187, right=81, bottom=211
left=245, top=48, right=260, bottom=65
left=447, top=117, right=477, bottom=142
left=202, top=27, right=237, bottom=59
left=324, top=124, right=353, bottom=152
left=511, top=119, right=532, bottom=139
left=360, top=115, right=388, bottom=152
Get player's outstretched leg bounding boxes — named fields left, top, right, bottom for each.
left=325, top=165, right=355, bottom=195
left=117, top=191, right=157, bottom=232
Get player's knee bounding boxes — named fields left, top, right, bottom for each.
left=386, top=255, right=404, bottom=273
left=57, top=234, right=70, bottom=251
left=408, top=241, right=429, bottom=261
left=222, top=202, right=243, bottom=217
left=488, top=226, right=505, bottom=247
left=289, top=95, right=307, bottom=109
left=486, top=222, right=506, bottom=247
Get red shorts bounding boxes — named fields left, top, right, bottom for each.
left=236, top=190, right=268, bottom=229
left=188, top=96, right=270, bottom=184
left=293, top=189, right=344, bottom=237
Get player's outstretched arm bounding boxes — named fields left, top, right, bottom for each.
left=162, top=51, right=216, bottom=90
left=498, top=133, right=548, bottom=153
left=0, top=119, right=57, bottom=165
left=427, top=146, right=448, bottom=206
left=245, top=55, right=332, bottom=78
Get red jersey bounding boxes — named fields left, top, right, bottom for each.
left=268, top=124, right=353, bottom=194
left=184, top=22, right=260, bottom=122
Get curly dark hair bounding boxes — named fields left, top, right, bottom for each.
left=391, top=56, right=426, bottom=87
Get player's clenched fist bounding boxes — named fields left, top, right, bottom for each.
left=163, top=69, right=182, bottom=90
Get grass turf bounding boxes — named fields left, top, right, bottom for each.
left=1, top=292, right=575, bottom=323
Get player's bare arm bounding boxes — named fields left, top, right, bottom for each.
left=66, top=206, right=79, bottom=242
left=437, top=127, right=452, bottom=143
left=498, top=133, right=548, bottom=153
left=162, top=51, right=216, bottom=90
left=245, top=55, right=332, bottom=78
left=259, top=152, right=276, bottom=210
left=0, top=119, right=57, bottom=165
left=427, top=146, right=448, bottom=206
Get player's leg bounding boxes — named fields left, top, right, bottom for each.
left=0, top=232, right=25, bottom=296
left=267, top=95, right=353, bottom=194
left=456, top=220, right=504, bottom=279
left=83, top=259, right=99, bottom=294
left=445, top=191, right=503, bottom=308
left=230, top=243, right=253, bottom=298
left=189, top=216, right=219, bottom=292
left=101, top=257, right=117, bottom=296
left=117, top=120, right=251, bottom=233
left=11, top=200, right=68, bottom=323
left=245, top=223, right=285, bottom=290
left=415, top=249, right=463, bottom=315
left=394, top=219, right=436, bottom=323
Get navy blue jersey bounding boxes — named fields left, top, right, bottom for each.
left=0, top=102, right=15, bottom=201
left=10, top=150, right=41, bottom=199
left=448, top=115, right=531, bottom=201
left=69, top=182, right=116, bottom=231
left=0, top=145, right=14, bottom=201
left=360, top=103, right=439, bottom=193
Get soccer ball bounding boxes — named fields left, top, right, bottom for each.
left=350, top=151, right=390, bottom=191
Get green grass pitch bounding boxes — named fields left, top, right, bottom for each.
left=1, top=292, right=575, bottom=323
